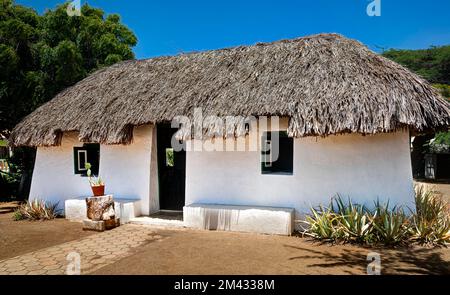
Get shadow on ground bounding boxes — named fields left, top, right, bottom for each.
left=285, top=244, right=450, bottom=275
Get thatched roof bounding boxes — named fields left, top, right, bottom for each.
left=10, top=33, right=450, bottom=147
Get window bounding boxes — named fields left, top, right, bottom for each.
left=74, top=144, right=100, bottom=176
left=261, top=131, right=293, bottom=175
left=165, top=148, right=174, bottom=167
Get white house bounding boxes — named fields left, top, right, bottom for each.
left=10, top=34, right=450, bottom=235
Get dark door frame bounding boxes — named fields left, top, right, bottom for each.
left=156, top=124, right=186, bottom=211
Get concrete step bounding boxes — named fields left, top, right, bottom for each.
left=184, top=203, right=294, bottom=235
left=129, top=216, right=185, bottom=228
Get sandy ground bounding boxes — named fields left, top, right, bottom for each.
left=0, top=203, right=94, bottom=260
left=92, top=227, right=450, bottom=275
left=2, top=184, right=450, bottom=275
left=93, top=182, right=450, bottom=275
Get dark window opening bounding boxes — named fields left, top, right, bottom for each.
left=166, top=148, right=174, bottom=167
left=261, top=131, right=293, bottom=175
left=74, top=143, right=100, bottom=176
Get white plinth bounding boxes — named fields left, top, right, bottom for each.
left=183, top=203, right=294, bottom=235
left=64, top=197, right=141, bottom=223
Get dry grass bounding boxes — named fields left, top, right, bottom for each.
left=10, top=33, right=450, bottom=146
left=13, top=199, right=60, bottom=221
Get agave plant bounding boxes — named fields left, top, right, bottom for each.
left=301, top=205, right=340, bottom=242
left=414, top=185, right=448, bottom=221
left=371, top=201, right=411, bottom=246
left=412, top=185, right=450, bottom=246
left=13, top=199, right=60, bottom=221
left=331, top=196, right=374, bottom=244
left=300, top=188, right=450, bottom=247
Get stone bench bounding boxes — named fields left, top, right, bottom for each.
left=183, top=203, right=294, bottom=235
left=65, top=197, right=141, bottom=224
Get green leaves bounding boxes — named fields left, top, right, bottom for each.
left=0, top=1, right=137, bottom=137
left=303, top=206, right=338, bottom=241
left=85, top=162, right=92, bottom=178
left=0, top=44, right=18, bottom=77
left=301, top=188, right=450, bottom=247
left=382, top=45, right=450, bottom=85
left=412, top=185, right=450, bottom=246
left=84, top=162, right=104, bottom=187
left=54, top=40, right=85, bottom=86
left=371, top=203, right=411, bottom=246
left=13, top=199, right=60, bottom=221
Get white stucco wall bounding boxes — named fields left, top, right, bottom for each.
left=29, top=125, right=158, bottom=215
left=99, top=125, right=156, bottom=216
left=185, top=129, right=415, bottom=220
left=30, top=119, right=414, bottom=223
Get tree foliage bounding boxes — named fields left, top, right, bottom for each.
left=433, top=84, right=450, bottom=99
left=0, top=0, right=137, bottom=137
left=0, top=0, right=137, bottom=199
left=383, top=45, right=450, bottom=151
left=382, top=45, right=450, bottom=85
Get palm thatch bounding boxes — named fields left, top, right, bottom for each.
left=10, top=33, right=450, bottom=147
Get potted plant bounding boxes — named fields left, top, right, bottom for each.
left=85, top=162, right=105, bottom=196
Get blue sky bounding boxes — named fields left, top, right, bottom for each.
left=16, top=0, right=450, bottom=59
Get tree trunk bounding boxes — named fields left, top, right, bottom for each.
left=86, top=195, right=115, bottom=221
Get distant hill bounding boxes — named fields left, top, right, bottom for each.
left=382, top=45, right=450, bottom=86
left=383, top=45, right=450, bottom=148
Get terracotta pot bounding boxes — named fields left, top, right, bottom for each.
left=91, top=185, right=105, bottom=197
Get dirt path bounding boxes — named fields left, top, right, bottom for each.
left=93, top=227, right=450, bottom=275
left=0, top=225, right=158, bottom=275
left=0, top=209, right=94, bottom=260
left=1, top=199, right=449, bottom=275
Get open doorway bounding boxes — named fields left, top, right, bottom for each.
left=156, top=124, right=186, bottom=211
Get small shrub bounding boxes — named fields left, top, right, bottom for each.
left=331, top=196, right=373, bottom=244
left=371, top=201, right=411, bottom=246
left=300, top=186, right=450, bottom=247
left=412, top=185, right=450, bottom=246
left=12, top=209, right=25, bottom=221
left=414, top=185, right=448, bottom=221
left=302, top=206, right=339, bottom=242
left=13, top=199, right=60, bottom=221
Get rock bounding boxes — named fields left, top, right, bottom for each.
left=82, top=219, right=105, bottom=231
left=86, top=195, right=115, bottom=221
left=105, top=218, right=120, bottom=230
left=82, top=218, right=120, bottom=231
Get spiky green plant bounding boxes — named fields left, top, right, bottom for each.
left=371, top=201, right=411, bottom=246
left=331, top=196, right=374, bottom=243
left=412, top=185, right=450, bottom=246
left=300, top=187, right=450, bottom=247
left=302, top=206, right=340, bottom=242
left=13, top=199, right=60, bottom=221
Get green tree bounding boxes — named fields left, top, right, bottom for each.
left=383, top=45, right=450, bottom=178
left=0, top=0, right=137, bottom=198
left=382, top=45, right=450, bottom=85
left=0, top=0, right=137, bottom=137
